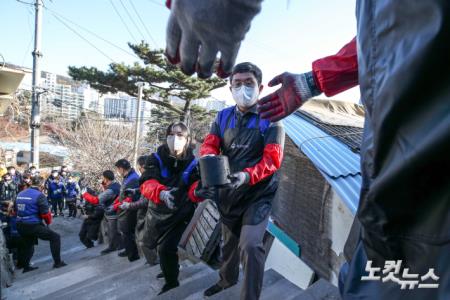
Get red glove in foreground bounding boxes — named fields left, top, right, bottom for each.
left=258, top=38, right=358, bottom=122
left=258, top=72, right=320, bottom=122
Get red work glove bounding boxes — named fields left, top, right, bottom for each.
left=258, top=72, right=321, bottom=122
left=112, top=198, right=121, bottom=212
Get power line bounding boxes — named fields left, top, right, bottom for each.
left=15, top=0, right=34, bottom=6
left=51, top=14, right=116, bottom=62
left=108, top=0, right=138, bottom=43
left=128, top=0, right=159, bottom=47
left=44, top=6, right=139, bottom=60
left=118, top=0, right=146, bottom=41
left=144, top=0, right=165, bottom=8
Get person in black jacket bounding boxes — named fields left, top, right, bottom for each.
left=139, top=122, right=214, bottom=295
left=120, top=155, right=158, bottom=265
left=0, top=173, right=18, bottom=203
left=79, top=196, right=104, bottom=249
left=115, top=158, right=140, bottom=262
left=7, top=166, right=23, bottom=187
left=81, top=170, right=122, bottom=255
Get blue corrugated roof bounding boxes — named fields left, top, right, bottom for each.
left=283, top=114, right=361, bottom=214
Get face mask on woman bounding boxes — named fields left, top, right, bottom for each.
left=167, top=135, right=188, bottom=155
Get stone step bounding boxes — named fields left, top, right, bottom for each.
left=153, top=263, right=218, bottom=300
left=292, top=279, right=341, bottom=300
left=260, top=277, right=304, bottom=300
left=64, top=260, right=210, bottom=300
left=209, top=269, right=285, bottom=300
left=6, top=246, right=127, bottom=292
left=5, top=254, right=201, bottom=300
left=41, top=260, right=161, bottom=300
left=4, top=250, right=143, bottom=300
left=16, top=243, right=105, bottom=281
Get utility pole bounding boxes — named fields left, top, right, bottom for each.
left=133, top=82, right=144, bottom=169
left=30, top=0, right=43, bottom=169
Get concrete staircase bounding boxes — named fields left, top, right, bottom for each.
left=3, top=218, right=341, bottom=300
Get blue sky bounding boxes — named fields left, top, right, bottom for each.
left=1, top=0, right=359, bottom=102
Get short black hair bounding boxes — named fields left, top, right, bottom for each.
left=61, top=165, right=68, bottom=171
left=31, top=176, right=44, bottom=187
left=115, top=159, right=131, bottom=170
left=137, top=155, right=148, bottom=167
left=230, top=62, right=263, bottom=85
left=7, top=166, right=15, bottom=170
left=102, top=170, right=115, bottom=181
left=166, top=122, right=190, bottom=137
left=29, top=166, right=36, bottom=170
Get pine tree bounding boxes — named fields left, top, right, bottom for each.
left=68, top=42, right=226, bottom=122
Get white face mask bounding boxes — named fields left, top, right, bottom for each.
left=232, top=86, right=259, bottom=108
left=167, top=135, right=187, bottom=155
left=9, top=169, right=16, bottom=175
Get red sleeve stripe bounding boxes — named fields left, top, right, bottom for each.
left=140, top=179, right=167, bottom=204
left=188, top=180, right=203, bottom=203
left=244, top=143, right=284, bottom=185
left=312, top=37, right=358, bottom=97
left=82, top=192, right=99, bottom=205
left=40, top=211, right=52, bottom=225
left=200, top=134, right=221, bottom=157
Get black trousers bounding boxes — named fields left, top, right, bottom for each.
left=79, top=218, right=101, bottom=248
left=67, top=198, right=77, bottom=217
left=118, top=210, right=139, bottom=261
left=50, top=198, right=64, bottom=215
left=6, top=235, right=28, bottom=268
left=16, top=222, right=61, bottom=267
left=157, top=217, right=191, bottom=286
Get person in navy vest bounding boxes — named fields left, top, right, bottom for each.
left=82, top=170, right=122, bottom=255
left=59, top=166, right=70, bottom=210
left=45, top=170, right=66, bottom=217
left=200, top=62, right=285, bottom=299
left=15, top=176, right=67, bottom=272
left=65, top=175, right=80, bottom=218
left=114, top=159, right=140, bottom=262
left=139, top=122, right=214, bottom=295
